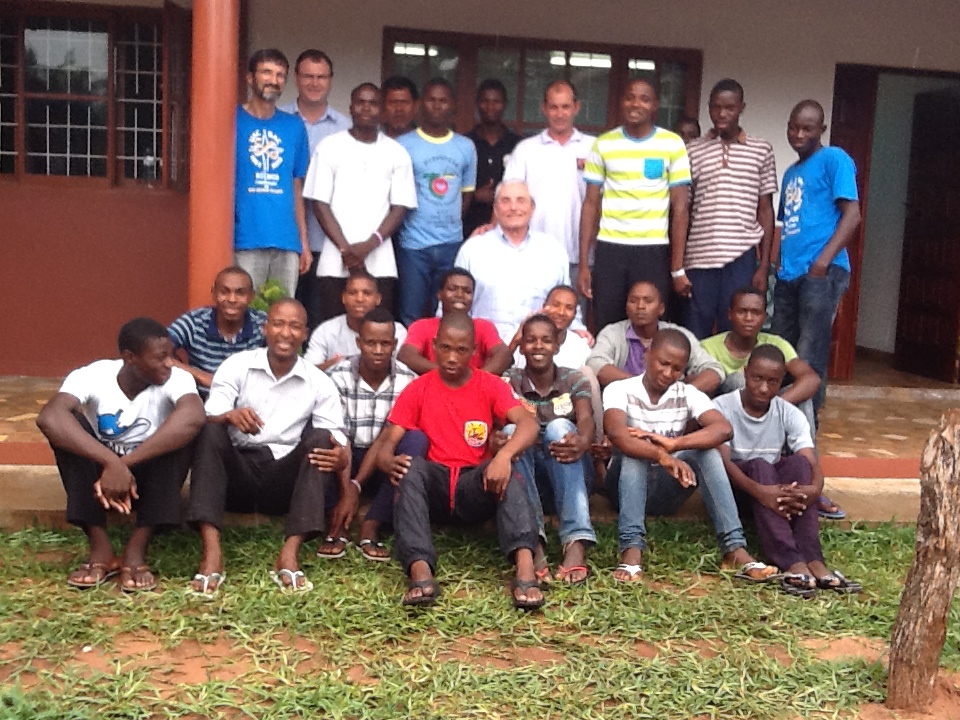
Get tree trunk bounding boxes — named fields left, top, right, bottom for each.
left=887, top=410, right=960, bottom=710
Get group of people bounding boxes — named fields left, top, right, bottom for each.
left=36, top=46, right=865, bottom=609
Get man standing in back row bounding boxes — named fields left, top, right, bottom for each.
left=680, top=79, right=777, bottom=339
left=578, top=78, right=690, bottom=331
left=772, top=100, right=860, bottom=414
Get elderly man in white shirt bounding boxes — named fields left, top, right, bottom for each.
left=454, top=180, right=573, bottom=344
left=186, top=299, right=350, bottom=595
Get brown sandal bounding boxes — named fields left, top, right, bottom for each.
left=119, top=564, right=157, bottom=593
left=67, top=561, right=120, bottom=589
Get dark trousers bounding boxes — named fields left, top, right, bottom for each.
left=393, top=458, right=538, bottom=574
left=734, top=454, right=824, bottom=570
left=592, top=242, right=671, bottom=331
left=52, top=414, right=193, bottom=530
left=316, top=276, right=398, bottom=325
left=186, top=423, right=338, bottom=539
left=355, top=430, right=429, bottom=527
left=295, top=252, right=323, bottom=333
left=685, top=248, right=758, bottom=339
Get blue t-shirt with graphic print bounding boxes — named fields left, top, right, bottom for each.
left=397, top=129, right=477, bottom=250
left=777, top=146, right=858, bottom=281
left=234, top=106, right=310, bottom=253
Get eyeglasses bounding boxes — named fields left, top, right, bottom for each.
left=299, top=73, right=331, bottom=82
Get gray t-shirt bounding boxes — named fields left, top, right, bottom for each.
left=713, top=391, right=813, bottom=464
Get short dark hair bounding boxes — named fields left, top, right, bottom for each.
left=118, top=317, right=168, bottom=355
left=381, top=75, right=419, bottom=100
left=267, top=298, right=308, bottom=323
left=351, top=82, right=380, bottom=101
left=520, top=313, right=558, bottom=340
left=294, top=49, right=333, bottom=75
left=439, top=267, right=475, bottom=293
left=627, top=279, right=663, bottom=303
left=546, top=284, right=578, bottom=302
left=675, top=115, right=701, bottom=135
left=748, top=344, right=786, bottom=368
left=709, top=78, right=744, bottom=103
left=543, top=79, right=578, bottom=102
left=476, top=78, right=508, bottom=102
left=361, top=306, right=396, bottom=330
left=438, top=310, right=475, bottom=339
left=248, top=48, right=289, bottom=74
left=730, top=285, right=766, bottom=309
left=626, top=77, right=659, bottom=99
left=214, top=265, right=253, bottom=289
left=345, top=267, right=378, bottom=289
left=424, top=77, right=454, bottom=97
left=650, top=327, right=691, bottom=358
left=790, top=99, right=825, bottom=125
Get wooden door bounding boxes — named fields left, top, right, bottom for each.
left=894, top=87, right=960, bottom=381
left=827, top=65, right=878, bottom=379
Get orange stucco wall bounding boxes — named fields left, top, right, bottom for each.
left=0, top=181, right=188, bottom=376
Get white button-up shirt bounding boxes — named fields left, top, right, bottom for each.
left=454, top=228, right=571, bottom=343
left=503, top=128, right=596, bottom=264
left=205, top=348, right=347, bottom=459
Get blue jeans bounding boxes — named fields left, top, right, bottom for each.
left=612, top=448, right=747, bottom=555
left=685, top=248, right=758, bottom=339
left=771, top=265, right=850, bottom=413
left=504, top=419, right=596, bottom=548
left=396, top=242, right=461, bottom=326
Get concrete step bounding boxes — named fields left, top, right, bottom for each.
left=0, top=463, right=921, bottom=531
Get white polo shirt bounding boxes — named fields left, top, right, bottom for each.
left=205, top=348, right=347, bottom=459
left=503, top=128, right=596, bottom=265
left=302, top=130, right=416, bottom=278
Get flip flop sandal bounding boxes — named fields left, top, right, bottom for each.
left=358, top=539, right=391, bottom=562
left=818, top=496, right=847, bottom=520
left=269, top=568, right=314, bottom=594
left=316, top=536, right=349, bottom=559
left=555, top=565, right=591, bottom=585
left=817, top=570, right=862, bottom=594
left=780, top=573, right=816, bottom=599
left=614, top=563, right=644, bottom=583
left=534, top=563, right=553, bottom=588
left=119, top=564, right=158, bottom=593
left=66, top=561, right=120, bottom=589
left=732, top=561, right=782, bottom=584
left=188, top=571, right=225, bottom=598
left=510, top=577, right=545, bottom=611
left=402, top=578, right=440, bottom=607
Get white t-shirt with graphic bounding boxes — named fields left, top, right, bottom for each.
left=59, top=359, right=198, bottom=456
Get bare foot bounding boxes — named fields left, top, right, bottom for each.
left=533, top=542, right=552, bottom=585
left=721, top=548, right=779, bottom=580
left=189, top=547, right=225, bottom=594
left=556, top=541, right=589, bottom=584
left=119, top=564, right=156, bottom=592
left=67, top=555, right=121, bottom=587
left=358, top=520, right=389, bottom=560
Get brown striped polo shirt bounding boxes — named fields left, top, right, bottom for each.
left=685, top=129, right=778, bottom=269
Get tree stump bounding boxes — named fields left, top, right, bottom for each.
left=887, top=410, right=960, bottom=710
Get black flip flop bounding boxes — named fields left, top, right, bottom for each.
left=817, top=570, right=862, bottom=594
left=510, top=577, right=545, bottom=611
left=780, top=573, right=816, bottom=599
left=402, top=578, right=440, bottom=607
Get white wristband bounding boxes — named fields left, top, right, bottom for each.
left=372, top=231, right=384, bottom=246
left=670, top=268, right=686, bottom=278
left=350, top=478, right=362, bottom=492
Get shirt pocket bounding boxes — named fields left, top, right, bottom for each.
left=643, top=157, right=665, bottom=180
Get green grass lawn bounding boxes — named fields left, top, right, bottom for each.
left=0, top=520, right=956, bottom=719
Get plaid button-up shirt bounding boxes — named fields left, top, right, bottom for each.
left=327, top=356, right=417, bottom=448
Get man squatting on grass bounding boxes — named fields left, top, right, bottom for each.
left=37, top=318, right=205, bottom=592
left=376, top=312, right=546, bottom=610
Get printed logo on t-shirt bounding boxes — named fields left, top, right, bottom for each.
left=247, top=128, right=285, bottom=193
left=782, top=176, right=804, bottom=237
left=97, top=410, right=152, bottom=455
left=551, top=393, right=573, bottom=417
left=428, top=174, right=453, bottom=198
left=464, top=421, right=489, bottom=448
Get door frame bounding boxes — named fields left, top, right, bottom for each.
left=829, top=63, right=960, bottom=380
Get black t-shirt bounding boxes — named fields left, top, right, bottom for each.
left=463, top=125, right=522, bottom=238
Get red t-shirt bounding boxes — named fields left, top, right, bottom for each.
left=402, top=316, right=503, bottom=369
left=388, top=369, right=520, bottom=468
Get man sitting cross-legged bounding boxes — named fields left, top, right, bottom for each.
left=714, top=346, right=861, bottom=597
left=377, top=311, right=545, bottom=609
left=398, top=266, right=512, bottom=376
left=587, top=280, right=724, bottom=395
left=316, top=307, right=424, bottom=561
left=700, top=285, right=844, bottom=520
left=37, top=318, right=205, bottom=591
left=603, top=328, right=777, bottom=583
left=167, top=266, right=266, bottom=398
left=304, top=269, right=406, bottom=371
left=500, top=314, right=596, bottom=585
left=186, top=299, right=350, bottom=594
